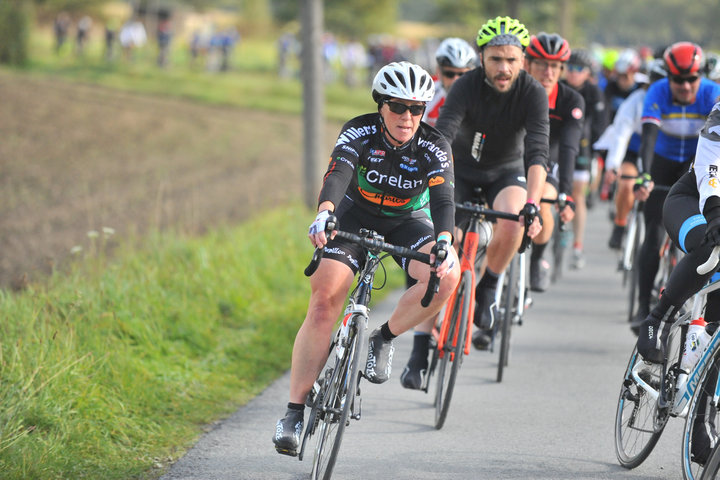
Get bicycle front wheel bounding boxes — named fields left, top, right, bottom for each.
left=614, top=347, right=665, bottom=468
left=311, top=317, right=366, bottom=480
left=497, top=255, right=518, bottom=383
left=434, top=269, right=471, bottom=430
left=681, top=351, right=720, bottom=480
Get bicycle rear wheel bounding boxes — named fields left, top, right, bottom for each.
left=434, top=269, right=471, bottom=430
left=311, top=317, right=366, bottom=480
left=681, top=351, right=720, bottom=480
left=497, top=255, right=518, bottom=383
left=700, top=441, right=720, bottom=480
left=614, top=347, right=665, bottom=468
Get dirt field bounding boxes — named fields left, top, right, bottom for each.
left=0, top=71, right=341, bottom=289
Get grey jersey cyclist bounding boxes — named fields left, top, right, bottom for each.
left=272, top=61, right=461, bottom=456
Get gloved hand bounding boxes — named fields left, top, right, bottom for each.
left=308, top=210, right=332, bottom=235
left=704, top=216, right=720, bottom=246
left=558, top=193, right=576, bottom=212
left=632, top=173, right=653, bottom=193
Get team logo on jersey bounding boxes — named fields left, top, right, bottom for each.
left=572, top=107, right=583, bottom=120
left=357, top=187, right=411, bottom=207
left=709, top=178, right=718, bottom=189
left=369, top=157, right=384, bottom=163
left=710, top=165, right=718, bottom=177
left=428, top=176, right=445, bottom=187
left=370, top=149, right=386, bottom=156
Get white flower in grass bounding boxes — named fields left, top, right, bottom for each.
left=87, top=230, right=99, bottom=238
left=102, top=227, right=115, bottom=236
left=71, top=246, right=83, bottom=254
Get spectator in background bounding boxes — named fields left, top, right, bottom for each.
left=119, top=17, right=147, bottom=62
left=104, top=18, right=119, bottom=61
left=75, top=15, right=92, bottom=57
left=156, top=9, right=172, bottom=68
left=54, top=12, right=71, bottom=54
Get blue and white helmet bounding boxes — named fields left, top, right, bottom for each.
left=435, top=37, right=477, bottom=69
left=371, top=61, right=435, bottom=104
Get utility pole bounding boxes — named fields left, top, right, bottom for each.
left=301, top=0, right=324, bottom=209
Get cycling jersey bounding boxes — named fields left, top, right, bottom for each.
left=546, top=81, right=585, bottom=195
left=604, top=80, right=639, bottom=122
left=422, top=79, right=446, bottom=127
left=565, top=79, right=607, bottom=161
left=435, top=68, right=549, bottom=180
left=695, top=102, right=720, bottom=215
left=642, top=78, right=720, bottom=163
left=318, top=113, right=455, bottom=237
left=595, top=88, right=646, bottom=171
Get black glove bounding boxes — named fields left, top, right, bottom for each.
left=704, top=216, right=720, bottom=246
left=558, top=193, right=576, bottom=212
left=633, top=173, right=652, bottom=193
left=431, top=239, right=449, bottom=263
left=520, top=202, right=542, bottom=226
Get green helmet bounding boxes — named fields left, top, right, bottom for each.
left=476, top=16, right=530, bottom=50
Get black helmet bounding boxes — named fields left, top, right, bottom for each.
left=526, top=33, right=571, bottom=62
left=568, top=48, right=593, bottom=69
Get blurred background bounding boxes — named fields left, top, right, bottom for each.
left=1, top=0, right=718, bottom=290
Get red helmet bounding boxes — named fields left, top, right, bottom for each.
left=526, top=33, right=571, bottom=62
left=664, top=42, right=703, bottom=76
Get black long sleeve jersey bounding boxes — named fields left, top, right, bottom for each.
left=318, top=113, right=456, bottom=237
left=547, top=81, right=585, bottom=195
left=435, top=68, right=549, bottom=183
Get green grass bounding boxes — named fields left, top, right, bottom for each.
left=21, top=30, right=373, bottom=123
left=0, top=205, right=404, bottom=479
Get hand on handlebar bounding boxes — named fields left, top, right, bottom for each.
left=557, top=193, right=576, bottom=224
left=308, top=210, right=336, bottom=248
left=430, top=240, right=457, bottom=279
left=520, top=202, right=543, bottom=239
left=703, top=216, right=720, bottom=247
left=632, top=173, right=653, bottom=202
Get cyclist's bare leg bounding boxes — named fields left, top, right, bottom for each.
left=534, top=182, right=557, bottom=245
left=486, top=185, right=525, bottom=274
left=615, top=162, right=638, bottom=225
left=386, top=242, right=461, bottom=336
left=288, top=259, right=354, bottom=404
left=572, top=178, right=587, bottom=247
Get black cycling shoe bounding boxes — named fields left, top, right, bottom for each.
left=637, top=310, right=673, bottom=364
left=473, top=285, right=496, bottom=330
left=400, top=355, right=428, bottom=390
left=471, top=328, right=492, bottom=351
left=608, top=224, right=626, bottom=250
left=273, top=408, right=304, bottom=456
left=530, top=258, right=550, bottom=292
left=366, top=328, right=394, bottom=384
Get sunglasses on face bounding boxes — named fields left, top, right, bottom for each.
left=385, top=100, right=426, bottom=116
left=566, top=64, right=586, bottom=73
left=670, top=75, right=699, bottom=84
left=441, top=69, right=466, bottom=79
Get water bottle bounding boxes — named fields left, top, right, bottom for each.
left=681, top=318, right=711, bottom=373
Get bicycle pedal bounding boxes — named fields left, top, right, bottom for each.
left=275, top=446, right=299, bottom=457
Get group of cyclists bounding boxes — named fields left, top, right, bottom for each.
left=270, top=13, right=720, bottom=468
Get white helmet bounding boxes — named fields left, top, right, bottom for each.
left=371, top=61, right=435, bottom=104
left=435, top=37, right=477, bottom=69
left=615, top=49, right=641, bottom=74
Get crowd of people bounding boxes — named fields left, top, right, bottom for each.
left=270, top=13, right=720, bottom=469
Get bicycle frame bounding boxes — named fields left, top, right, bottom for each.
left=495, top=252, right=528, bottom=328
left=630, top=278, right=720, bottom=418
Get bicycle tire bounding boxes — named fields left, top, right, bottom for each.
left=681, top=351, right=720, bottom=480
left=621, top=209, right=638, bottom=287
left=311, top=316, right=366, bottom=480
left=434, top=269, right=471, bottom=430
left=497, top=255, right=518, bottom=383
left=700, top=442, right=720, bottom=480
left=614, top=347, right=665, bottom=468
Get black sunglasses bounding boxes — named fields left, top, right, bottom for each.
left=670, top=75, right=699, bottom=84
left=441, top=69, right=466, bottom=79
left=385, top=100, right=426, bottom=116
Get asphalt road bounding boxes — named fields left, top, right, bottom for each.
left=161, top=204, right=687, bottom=480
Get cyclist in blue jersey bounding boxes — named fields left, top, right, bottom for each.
left=272, top=61, right=460, bottom=456
left=632, top=41, right=720, bottom=330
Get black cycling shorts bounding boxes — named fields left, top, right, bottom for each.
left=454, top=166, right=527, bottom=227
left=322, top=197, right=435, bottom=275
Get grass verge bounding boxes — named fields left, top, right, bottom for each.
left=0, top=205, right=403, bottom=479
